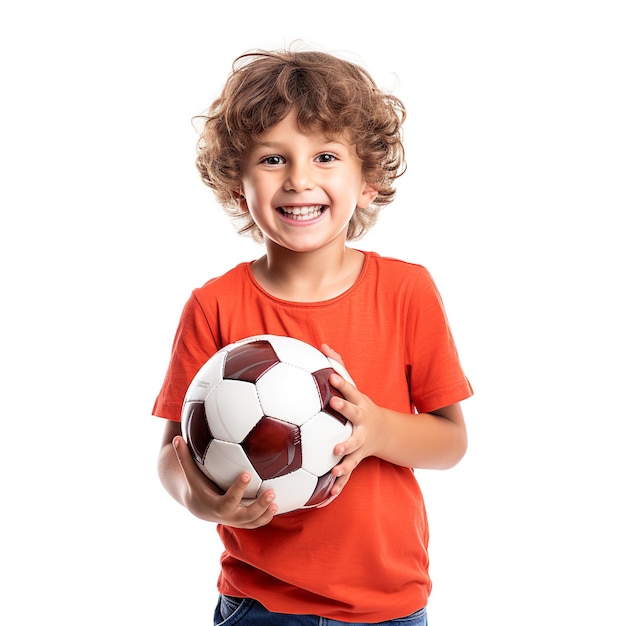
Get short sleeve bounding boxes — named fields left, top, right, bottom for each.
left=152, top=293, right=219, bottom=421
left=405, top=268, right=473, bottom=413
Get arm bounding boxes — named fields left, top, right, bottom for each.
left=158, top=420, right=278, bottom=528
left=321, top=345, right=468, bottom=498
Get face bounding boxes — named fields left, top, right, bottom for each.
left=238, top=110, right=377, bottom=254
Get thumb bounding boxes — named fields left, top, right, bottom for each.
left=321, top=343, right=344, bottom=365
left=172, top=435, right=196, bottom=475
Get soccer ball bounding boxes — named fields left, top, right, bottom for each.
left=181, top=334, right=354, bottom=515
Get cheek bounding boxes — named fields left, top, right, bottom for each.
left=239, top=179, right=261, bottom=212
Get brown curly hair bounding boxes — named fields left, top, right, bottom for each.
left=195, top=48, right=406, bottom=242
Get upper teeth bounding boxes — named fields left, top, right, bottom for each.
left=280, top=205, right=323, bottom=220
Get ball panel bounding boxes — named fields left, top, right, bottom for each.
left=181, top=400, right=213, bottom=464
left=302, top=471, right=336, bottom=508
left=256, top=363, right=322, bottom=425
left=203, top=440, right=262, bottom=498
left=264, top=335, right=330, bottom=373
left=184, top=349, right=228, bottom=402
left=312, top=367, right=349, bottom=424
left=242, top=417, right=302, bottom=479
left=300, top=411, right=353, bottom=475
left=326, top=357, right=355, bottom=385
left=262, top=469, right=319, bottom=514
left=223, top=340, right=279, bottom=382
left=205, top=379, right=264, bottom=442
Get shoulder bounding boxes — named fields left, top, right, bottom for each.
left=191, top=261, right=253, bottom=299
left=364, top=251, right=435, bottom=286
left=360, top=252, right=444, bottom=313
left=199, top=261, right=252, bottom=288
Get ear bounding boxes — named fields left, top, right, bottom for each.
left=357, top=182, right=378, bottom=209
left=235, top=190, right=249, bottom=212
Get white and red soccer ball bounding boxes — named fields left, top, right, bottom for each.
left=181, top=334, right=353, bottom=514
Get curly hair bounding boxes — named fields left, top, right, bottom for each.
left=195, top=48, right=406, bottom=242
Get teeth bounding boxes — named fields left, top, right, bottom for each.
left=279, top=205, right=324, bottom=220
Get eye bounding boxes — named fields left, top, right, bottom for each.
left=315, top=152, right=338, bottom=163
left=260, top=155, right=284, bottom=165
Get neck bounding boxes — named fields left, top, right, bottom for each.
left=252, top=244, right=364, bottom=302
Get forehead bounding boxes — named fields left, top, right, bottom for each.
left=252, top=111, right=351, bottom=147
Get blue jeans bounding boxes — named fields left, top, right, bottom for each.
left=214, top=595, right=428, bottom=625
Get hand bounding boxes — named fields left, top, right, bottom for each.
left=320, top=344, right=388, bottom=499
left=171, top=435, right=278, bottom=529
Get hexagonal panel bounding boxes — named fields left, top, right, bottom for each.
left=203, top=440, right=262, bottom=498
left=242, top=416, right=302, bottom=479
left=256, top=363, right=322, bottom=425
left=184, top=349, right=228, bottom=403
left=262, top=468, right=319, bottom=514
left=205, top=379, right=263, bottom=442
left=264, top=335, right=330, bottom=373
left=300, top=411, right=353, bottom=475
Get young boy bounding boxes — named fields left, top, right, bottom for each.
left=154, top=48, right=472, bottom=625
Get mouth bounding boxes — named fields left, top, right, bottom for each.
left=277, top=205, right=327, bottom=222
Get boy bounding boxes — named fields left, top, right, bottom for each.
left=154, top=48, right=472, bottom=625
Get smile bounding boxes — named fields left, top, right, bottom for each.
left=277, top=205, right=326, bottom=221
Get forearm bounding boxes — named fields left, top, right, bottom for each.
left=157, top=429, right=279, bottom=528
left=158, top=441, right=189, bottom=508
left=157, top=427, right=223, bottom=521
left=374, top=406, right=467, bottom=470
left=329, top=371, right=468, bottom=480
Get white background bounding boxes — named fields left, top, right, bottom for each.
left=1, top=1, right=624, bottom=624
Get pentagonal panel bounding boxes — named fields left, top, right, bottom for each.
left=203, top=440, right=262, bottom=499
left=242, top=417, right=302, bottom=479
left=302, top=470, right=337, bottom=508
left=326, top=357, right=355, bottom=385
left=181, top=400, right=213, bottom=464
left=312, top=367, right=349, bottom=424
left=256, top=363, right=322, bottom=425
left=205, top=379, right=263, bottom=442
left=300, top=411, right=353, bottom=475
left=223, top=340, right=280, bottom=383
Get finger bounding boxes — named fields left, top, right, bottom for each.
left=328, top=381, right=360, bottom=422
left=320, top=343, right=343, bottom=364
left=241, top=489, right=279, bottom=524
left=329, top=371, right=358, bottom=398
left=332, top=444, right=364, bottom=476
left=223, top=477, right=278, bottom=516
left=330, top=472, right=350, bottom=497
left=172, top=435, right=199, bottom=478
left=320, top=465, right=354, bottom=505
left=221, top=473, right=257, bottom=509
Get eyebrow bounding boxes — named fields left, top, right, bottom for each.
left=252, top=138, right=347, bottom=150
left=252, top=140, right=283, bottom=149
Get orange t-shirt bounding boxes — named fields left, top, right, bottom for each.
left=153, top=251, right=473, bottom=622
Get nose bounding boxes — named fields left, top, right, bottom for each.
left=283, top=159, right=314, bottom=192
